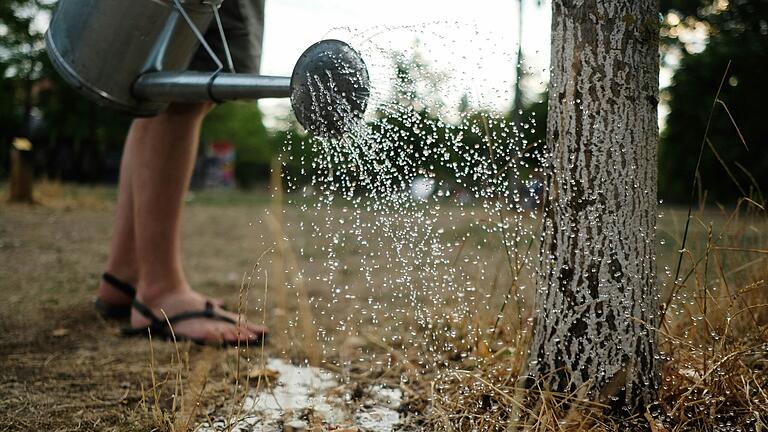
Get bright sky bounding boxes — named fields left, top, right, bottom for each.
left=258, top=0, right=552, bottom=124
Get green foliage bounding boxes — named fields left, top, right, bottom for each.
left=515, top=92, right=548, bottom=159
left=659, top=0, right=768, bottom=204
left=0, top=0, right=52, bottom=175
left=0, top=65, right=22, bottom=152
left=0, top=0, right=51, bottom=80
left=275, top=120, right=316, bottom=187
left=1, top=0, right=130, bottom=180
left=201, top=101, right=273, bottom=188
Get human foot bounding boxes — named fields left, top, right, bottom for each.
left=128, top=288, right=267, bottom=345
left=97, top=272, right=228, bottom=315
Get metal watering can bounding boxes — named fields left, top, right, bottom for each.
left=45, top=0, right=370, bottom=138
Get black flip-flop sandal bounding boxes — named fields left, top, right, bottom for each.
left=95, top=272, right=229, bottom=320
left=122, top=299, right=263, bottom=347
left=94, top=272, right=136, bottom=320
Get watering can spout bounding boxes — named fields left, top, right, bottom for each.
left=131, top=39, right=371, bottom=138
left=133, top=72, right=292, bottom=101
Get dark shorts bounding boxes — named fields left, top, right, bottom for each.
left=188, top=0, right=265, bottom=74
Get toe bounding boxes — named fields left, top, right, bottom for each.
left=245, top=321, right=267, bottom=335
left=251, top=324, right=268, bottom=336
left=205, top=326, right=227, bottom=345
left=230, top=327, right=248, bottom=344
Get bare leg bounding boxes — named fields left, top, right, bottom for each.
left=97, top=125, right=139, bottom=305
left=129, top=103, right=205, bottom=299
left=103, top=103, right=265, bottom=343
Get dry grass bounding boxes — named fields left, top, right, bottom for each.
left=400, top=200, right=768, bottom=432
left=409, top=282, right=768, bottom=431
left=1, top=181, right=766, bottom=431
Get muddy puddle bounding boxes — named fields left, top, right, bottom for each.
left=196, top=359, right=402, bottom=431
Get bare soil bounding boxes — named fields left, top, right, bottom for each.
left=0, top=185, right=280, bottom=431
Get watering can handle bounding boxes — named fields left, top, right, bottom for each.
left=209, top=1, right=235, bottom=72
left=170, top=0, right=232, bottom=73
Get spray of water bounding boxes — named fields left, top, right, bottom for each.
left=274, top=24, right=548, bottom=373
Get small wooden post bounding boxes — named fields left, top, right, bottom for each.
left=8, top=137, right=35, bottom=204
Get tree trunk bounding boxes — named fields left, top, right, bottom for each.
left=9, top=145, right=35, bottom=204
left=527, top=0, right=660, bottom=412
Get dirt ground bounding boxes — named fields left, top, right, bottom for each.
left=0, top=185, right=279, bottom=431
left=1, top=183, right=766, bottom=431
left=0, top=182, right=513, bottom=431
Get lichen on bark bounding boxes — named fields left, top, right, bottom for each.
left=526, top=0, right=661, bottom=413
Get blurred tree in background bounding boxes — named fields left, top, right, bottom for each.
left=1, top=0, right=52, bottom=177
left=1, top=0, right=131, bottom=182
left=34, top=63, right=131, bottom=182
left=659, top=0, right=768, bottom=205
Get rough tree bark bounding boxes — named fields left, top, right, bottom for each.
left=527, top=0, right=660, bottom=412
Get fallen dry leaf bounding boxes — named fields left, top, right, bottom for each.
left=326, top=426, right=359, bottom=432
left=247, top=367, right=280, bottom=381
left=51, top=328, right=69, bottom=337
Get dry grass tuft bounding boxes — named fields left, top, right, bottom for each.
left=656, top=279, right=768, bottom=431
left=403, top=201, right=768, bottom=432
left=33, top=180, right=113, bottom=210
left=405, top=284, right=768, bottom=431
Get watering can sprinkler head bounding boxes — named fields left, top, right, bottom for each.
left=290, top=39, right=370, bottom=139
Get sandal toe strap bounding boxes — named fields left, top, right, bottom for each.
left=128, top=300, right=240, bottom=339
left=167, top=301, right=237, bottom=326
